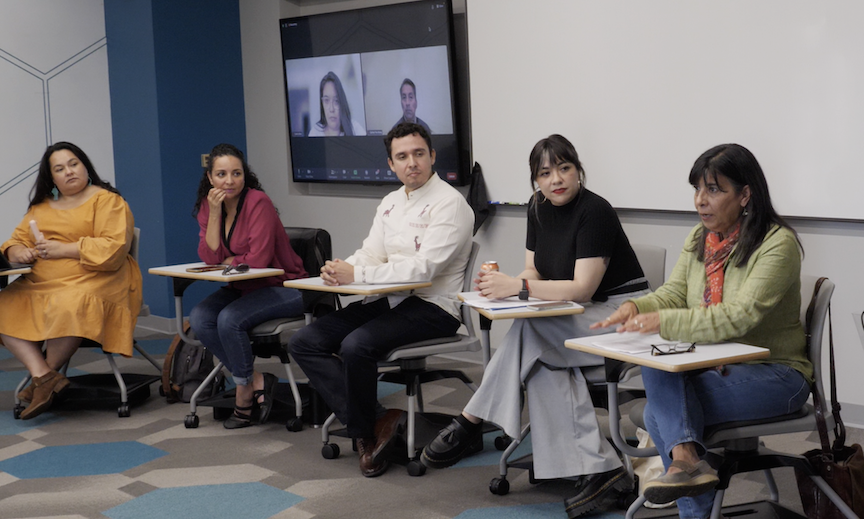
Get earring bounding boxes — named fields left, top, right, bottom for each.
left=87, top=177, right=92, bottom=186
left=742, top=209, right=749, bottom=216
left=51, top=186, right=59, bottom=200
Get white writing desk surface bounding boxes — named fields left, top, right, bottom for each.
left=458, top=291, right=584, bottom=320
left=1, top=267, right=32, bottom=277
left=0, top=267, right=32, bottom=289
left=458, top=291, right=585, bottom=367
left=148, top=262, right=285, bottom=345
left=283, top=276, right=431, bottom=296
left=149, top=262, right=284, bottom=282
left=565, top=333, right=770, bottom=373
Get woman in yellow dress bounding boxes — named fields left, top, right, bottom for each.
left=0, top=142, right=142, bottom=420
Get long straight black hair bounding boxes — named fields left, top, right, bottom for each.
left=688, top=143, right=801, bottom=266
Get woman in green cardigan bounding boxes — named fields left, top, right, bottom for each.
left=593, top=143, right=811, bottom=519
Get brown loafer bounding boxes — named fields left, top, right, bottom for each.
left=372, top=409, right=407, bottom=462
left=17, top=381, right=35, bottom=403
left=20, top=370, right=70, bottom=420
left=358, top=437, right=389, bottom=477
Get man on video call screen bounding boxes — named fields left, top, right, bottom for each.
left=392, top=79, right=432, bottom=135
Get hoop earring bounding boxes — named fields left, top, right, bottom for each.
left=51, top=186, right=59, bottom=200
left=87, top=177, right=92, bottom=186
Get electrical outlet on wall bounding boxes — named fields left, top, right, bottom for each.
left=201, top=154, right=209, bottom=168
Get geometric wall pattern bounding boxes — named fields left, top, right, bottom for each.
left=0, top=0, right=114, bottom=242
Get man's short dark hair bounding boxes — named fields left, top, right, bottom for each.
left=400, top=78, right=416, bottom=95
left=384, top=122, right=432, bottom=160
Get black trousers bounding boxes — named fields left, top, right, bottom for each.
left=290, top=296, right=460, bottom=438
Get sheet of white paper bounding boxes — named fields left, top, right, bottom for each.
left=589, top=332, right=664, bottom=354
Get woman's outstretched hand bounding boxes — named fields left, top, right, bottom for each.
left=590, top=301, right=659, bottom=334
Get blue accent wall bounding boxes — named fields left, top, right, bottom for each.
left=105, top=0, right=246, bottom=316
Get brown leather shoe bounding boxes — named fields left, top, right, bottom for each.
left=20, top=370, right=70, bottom=420
left=17, top=381, right=35, bottom=403
left=357, top=437, right=390, bottom=477
left=372, top=409, right=407, bottom=462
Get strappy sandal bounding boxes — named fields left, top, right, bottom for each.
left=223, top=403, right=255, bottom=429
left=253, top=373, right=279, bottom=425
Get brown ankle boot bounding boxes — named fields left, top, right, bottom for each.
left=357, top=437, right=389, bottom=478
left=20, top=370, right=70, bottom=420
left=17, top=381, right=35, bottom=402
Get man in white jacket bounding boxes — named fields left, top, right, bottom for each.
left=290, top=123, right=474, bottom=477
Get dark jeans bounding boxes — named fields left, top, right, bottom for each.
left=189, top=286, right=304, bottom=385
left=289, top=296, right=460, bottom=438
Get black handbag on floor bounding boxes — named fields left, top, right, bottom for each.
left=795, top=279, right=864, bottom=518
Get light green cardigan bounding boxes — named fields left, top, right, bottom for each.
left=630, top=224, right=812, bottom=382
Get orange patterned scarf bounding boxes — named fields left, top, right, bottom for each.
left=702, top=222, right=741, bottom=307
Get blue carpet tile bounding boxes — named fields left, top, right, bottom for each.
left=104, top=482, right=305, bottom=519
left=0, top=441, right=167, bottom=478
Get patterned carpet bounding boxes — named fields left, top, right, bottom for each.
left=0, top=338, right=845, bottom=519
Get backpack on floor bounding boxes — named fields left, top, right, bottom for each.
left=161, top=322, right=224, bottom=403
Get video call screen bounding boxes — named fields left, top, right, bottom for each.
left=280, top=0, right=465, bottom=186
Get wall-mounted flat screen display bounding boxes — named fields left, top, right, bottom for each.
left=280, top=0, right=467, bottom=186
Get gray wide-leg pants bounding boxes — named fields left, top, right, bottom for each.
left=464, top=290, right=649, bottom=479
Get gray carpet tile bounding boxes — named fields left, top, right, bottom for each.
left=0, top=339, right=851, bottom=518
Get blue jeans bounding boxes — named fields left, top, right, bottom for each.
left=289, top=296, right=459, bottom=439
left=189, top=286, right=304, bottom=386
left=642, top=363, right=810, bottom=519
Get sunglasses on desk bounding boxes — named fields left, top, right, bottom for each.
left=222, top=263, right=250, bottom=275
left=651, top=342, right=696, bottom=356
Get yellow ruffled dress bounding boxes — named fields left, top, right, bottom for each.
left=0, top=189, right=142, bottom=356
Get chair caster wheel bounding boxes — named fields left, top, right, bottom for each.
left=13, top=405, right=24, bottom=420
left=407, top=460, right=426, bottom=477
left=494, top=435, right=512, bottom=451
left=286, top=417, right=303, bottom=432
left=322, top=443, right=340, bottom=459
left=489, top=477, right=510, bottom=495
left=184, top=414, right=200, bottom=429
left=118, top=404, right=130, bottom=417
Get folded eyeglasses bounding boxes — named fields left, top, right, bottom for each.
left=222, top=263, right=250, bottom=275
left=651, top=342, right=696, bottom=356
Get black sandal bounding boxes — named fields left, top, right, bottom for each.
left=253, top=373, right=279, bottom=425
left=223, top=403, right=255, bottom=429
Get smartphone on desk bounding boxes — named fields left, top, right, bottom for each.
left=527, top=301, right=574, bottom=311
left=186, top=265, right=224, bottom=273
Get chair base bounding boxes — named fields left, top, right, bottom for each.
left=648, top=499, right=805, bottom=519
left=197, top=382, right=328, bottom=426
left=42, top=373, right=159, bottom=417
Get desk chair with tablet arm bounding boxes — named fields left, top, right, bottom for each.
left=489, top=242, right=666, bottom=497
left=184, top=227, right=336, bottom=430
left=607, top=276, right=856, bottom=519
left=319, top=241, right=482, bottom=477
left=12, top=227, right=163, bottom=419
